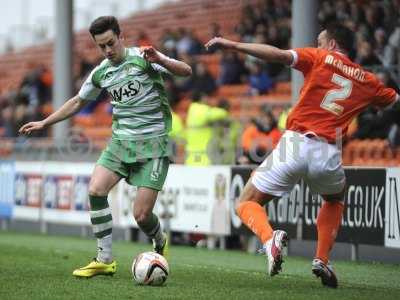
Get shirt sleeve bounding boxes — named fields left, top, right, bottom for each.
left=136, top=46, right=170, bottom=74
left=373, top=79, right=397, bottom=107
left=290, top=47, right=319, bottom=75
left=150, top=63, right=170, bottom=74
left=207, top=107, right=228, bottom=123
left=78, top=68, right=103, bottom=101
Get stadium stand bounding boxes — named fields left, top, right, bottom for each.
left=0, top=0, right=399, bottom=167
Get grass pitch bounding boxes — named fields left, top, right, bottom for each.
left=0, top=231, right=399, bottom=299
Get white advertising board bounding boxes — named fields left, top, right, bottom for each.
left=12, top=162, right=232, bottom=235
left=117, top=165, right=231, bottom=235
left=13, top=161, right=95, bottom=225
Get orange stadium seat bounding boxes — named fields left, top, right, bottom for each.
left=41, top=104, right=53, bottom=116
left=73, top=115, right=96, bottom=128
left=94, top=113, right=113, bottom=127
left=0, top=0, right=256, bottom=95
left=273, top=82, right=291, bottom=95
left=84, top=127, right=112, bottom=140
left=217, top=84, right=249, bottom=98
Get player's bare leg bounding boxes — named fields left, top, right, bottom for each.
left=312, top=188, right=345, bottom=288
left=73, top=165, right=121, bottom=278
left=236, top=180, right=288, bottom=276
left=134, top=187, right=167, bottom=256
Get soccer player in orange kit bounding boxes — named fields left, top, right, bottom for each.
left=205, top=23, right=399, bottom=288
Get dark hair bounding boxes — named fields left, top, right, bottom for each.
left=325, top=23, right=354, bottom=53
left=89, top=16, right=120, bottom=37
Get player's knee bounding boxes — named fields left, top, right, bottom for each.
left=134, top=211, right=151, bottom=225
left=88, top=184, right=107, bottom=197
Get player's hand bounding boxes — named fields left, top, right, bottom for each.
left=205, top=37, right=236, bottom=51
left=19, top=121, right=46, bottom=135
left=140, top=46, right=162, bottom=63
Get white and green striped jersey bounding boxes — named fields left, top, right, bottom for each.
left=78, top=47, right=172, bottom=140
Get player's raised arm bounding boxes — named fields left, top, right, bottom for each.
left=140, top=46, right=192, bottom=77
left=19, top=95, right=86, bottom=135
left=205, top=37, right=293, bottom=66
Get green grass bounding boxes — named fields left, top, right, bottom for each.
left=0, top=231, right=400, bottom=300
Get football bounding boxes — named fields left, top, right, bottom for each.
left=132, top=252, right=169, bottom=286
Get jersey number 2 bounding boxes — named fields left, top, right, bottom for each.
left=320, top=73, right=352, bottom=116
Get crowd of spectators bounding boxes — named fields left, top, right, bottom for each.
left=1, top=0, right=400, bottom=161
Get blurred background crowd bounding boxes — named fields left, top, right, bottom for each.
left=0, top=0, right=400, bottom=166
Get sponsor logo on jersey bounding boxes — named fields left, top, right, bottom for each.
left=110, top=80, right=141, bottom=102
left=104, top=71, right=115, bottom=80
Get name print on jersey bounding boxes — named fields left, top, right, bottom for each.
left=325, top=54, right=366, bottom=82
left=110, top=80, right=142, bottom=102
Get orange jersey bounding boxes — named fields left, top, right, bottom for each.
left=286, top=48, right=397, bottom=142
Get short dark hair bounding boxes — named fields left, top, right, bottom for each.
left=325, top=23, right=354, bottom=53
left=89, top=16, right=121, bottom=37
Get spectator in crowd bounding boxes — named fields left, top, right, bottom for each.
left=374, top=28, right=387, bottom=60
left=239, top=104, right=281, bottom=165
left=264, top=24, right=288, bottom=79
left=164, top=73, right=181, bottom=106
left=1, top=101, right=14, bottom=137
left=356, top=41, right=381, bottom=67
left=135, top=31, right=152, bottom=47
left=176, top=28, right=203, bottom=56
left=164, top=74, right=185, bottom=162
left=207, top=23, right=222, bottom=54
left=78, top=56, right=96, bottom=78
left=185, top=92, right=228, bottom=166
left=363, top=5, right=384, bottom=37
left=248, top=63, right=273, bottom=95
left=1, top=91, right=47, bottom=138
left=19, top=65, right=52, bottom=110
left=218, top=52, right=247, bottom=85
left=383, top=22, right=400, bottom=68
left=350, top=70, right=400, bottom=144
left=377, top=71, right=400, bottom=93
left=159, top=28, right=178, bottom=59
left=208, top=99, right=241, bottom=165
left=181, top=62, right=217, bottom=96
left=351, top=107, right=391, bottom=140
left=168, top=99, right=185, bottom=163
left=2, top=0, right=400, bottom=161
left=388, top=121, right=400, bottom=148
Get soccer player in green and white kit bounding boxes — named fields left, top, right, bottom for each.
left=19, top=16, right=192, bottom=278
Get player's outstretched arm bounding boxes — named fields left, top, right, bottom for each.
left=140, top=46, right=192, bottom=77
left=205, top=37, right=293, bottom=66
left=19, top=95, right=86, bottom=135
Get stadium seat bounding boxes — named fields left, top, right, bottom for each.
left=41, top=104, right=53, bottom=117
left=84, top=127, right=112, bottom=140
left=217, top=84, right=249, bottom=98
left=73, top=115, right=96, bottom=128
left=273, top=82, right=291, bottom=95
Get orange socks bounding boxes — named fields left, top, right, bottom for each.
left=236, top=201, right=273, bottom=244
left=316, top=201, right=344, bottom=264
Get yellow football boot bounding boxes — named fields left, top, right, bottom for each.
left=72, top=259, right=116, bottom=278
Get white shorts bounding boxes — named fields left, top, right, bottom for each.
left=252, top=130, right=346, bottom=197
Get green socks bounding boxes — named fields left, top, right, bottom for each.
left=138, top=213, right=164, bottom=246
left=89, top=195, right=113, bottom=263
